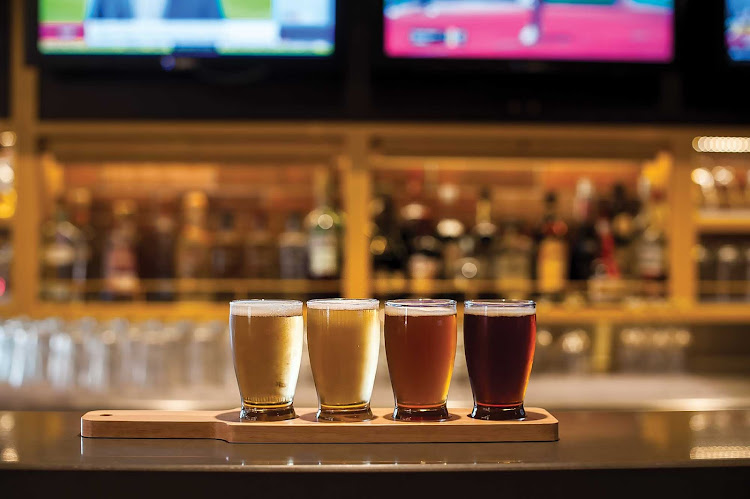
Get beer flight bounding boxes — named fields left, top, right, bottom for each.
left=230, top=299, right=536, bottom=423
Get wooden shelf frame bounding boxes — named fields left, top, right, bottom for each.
left=696, top=211, right=750, bottom=234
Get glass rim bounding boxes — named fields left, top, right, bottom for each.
left=230, top=299, right=303, bottom=317
left=306, top=298, right=380, bottom=311
left=385, top=298, right=457, bottom=316
left=465, top=299, right=536, bottom=317
left=465, top=299, right=536, bottom=308
left=385, top=298, right=457, bottom=308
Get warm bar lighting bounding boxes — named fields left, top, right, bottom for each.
left=0, top=132, right=16, bottom=148
left=692, top=136, right=750, bottom=153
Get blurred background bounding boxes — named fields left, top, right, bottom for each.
left=0, top=0, right=749, bottom=412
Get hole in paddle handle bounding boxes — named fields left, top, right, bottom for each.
left=100, top=414, right=113, bottom=417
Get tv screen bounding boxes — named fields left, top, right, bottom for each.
left=384, top=0, right=673, bottom=63
left=727, top=0, right=750, bottom=62
left=38, top=0, right=336, bottom=57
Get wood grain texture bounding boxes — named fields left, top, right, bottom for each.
left=81, top=408, right=559, bottom=443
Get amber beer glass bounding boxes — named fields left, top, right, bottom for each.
left=230, top=300, right=303, bottom=421
left=307, top=299, right=380, bottom=421
left=384, top=299, right=457, bottom=421
left=464, top=300, right=536, bottom=420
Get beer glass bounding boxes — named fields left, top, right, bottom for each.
left=384, top=299, right=457, bottom=421
left=307, top=299, right=380, bottom=422
left=464, top=300, right=536, bottom=420
left=230, top=300, right=303, bottom=421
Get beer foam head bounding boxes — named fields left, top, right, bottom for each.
left=385, top=299, right=456, bottom=317
left=230, top=300, right=303, bottom=317
left=464, top=300, right=536, bottom=317
left=307, top=299, right=379, bottom=311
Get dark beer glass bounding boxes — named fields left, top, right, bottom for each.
left=464, top=300, right=536, bottom=420
left=384, top=299, right=457, bottom=421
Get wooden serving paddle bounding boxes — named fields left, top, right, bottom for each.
left=81, top=407, right=558, bottom=443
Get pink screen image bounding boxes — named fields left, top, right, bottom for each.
left=384, top=0, right=673, bottom=62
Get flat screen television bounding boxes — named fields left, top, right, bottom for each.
left=383, top=0, right=674, bottom=63
left=37, top=0, right=336, bottom=58
left=726, top=0, right=750, bottom=62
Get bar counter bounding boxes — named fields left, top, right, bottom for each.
left=1, top=410, right=749, bottom=496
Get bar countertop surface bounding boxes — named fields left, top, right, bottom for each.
left=2, top=409, right=749, bottom=497
left=1, top=409, right=749, bottom=473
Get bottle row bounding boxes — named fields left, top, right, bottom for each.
left=371, top=175, right=669, bottom=302
left=692, top=164, right=750, bottom=212
left=39, top=171, right=670, bottom=303
left=40, top=185, right=343, bottom=302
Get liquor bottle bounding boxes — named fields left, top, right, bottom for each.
left=453, top=235, right=481, bottom=281
left=401, top=177, right=441, bottom=280
left=715, top=243, right=742, bottom=302
left=494, top=221, right=533, bottom=298
left=610, top=183, right=636, bottom=278
left=0, top=227, right=11, bottom=299
left=40, top=199, right=83, bottom=302
left=305, top=171, right=342, bottom=280
left=634, top=178, right=667, bottom=298
left=244, top=212, right=277, bottom=279
left=279, top=213, right=308, bottom=279
left=0, top=155, right=16, bottom=220
left=568, top=178, right=599, bottom=282
left=472, top=187, right=497, bottom=279
left=370, top=191, right=408, bottom=279
left=211, top=211, right=243, bottom=300
left=139, top=198, right=176, bottom=301
left=102, top=200, right=139, bottom=301
left=435, top=184, right=465, bottom=279
left=695, top=241, right=716, bottom=302
left=535, top=192, right=569, bottom=302
left=712, top=166, right=740, bottom=210
left=725, top=168, right=745, bottom=209
left=175, top=191, right=211, bottom=300
left=589, top=198, right=622, bottom=303
left=67, top=189, right=96, bottom=300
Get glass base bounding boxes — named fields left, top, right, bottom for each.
left=393, top=404, right=449, bottom=422
left=317, top=405, right=374, bottom=422
left=470, top=403, right=526, bottom=421
left=240, top=404, right=297, bottom=422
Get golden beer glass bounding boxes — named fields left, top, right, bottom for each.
left=307, top=299, right=380, bottom=421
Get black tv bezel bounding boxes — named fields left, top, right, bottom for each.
left=374, top=0, right=678, bottom=76
left=26, top=0, right=343, bottom=72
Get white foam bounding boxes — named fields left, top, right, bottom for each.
left=465, top=302, right=536, bottom=317
left=385, top=300, right=456, bottom=317
left=307, top=299, right=379, bottom=311
left=230, top=300, right=302, bottom=317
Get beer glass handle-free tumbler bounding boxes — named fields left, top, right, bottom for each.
left=384, top=299, right=457, bottom=422
left=307, top=298, right=380, bottom=422
left=464, top=300, right=536, bottom=421
left=230, top=300, right=304, bottom=422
